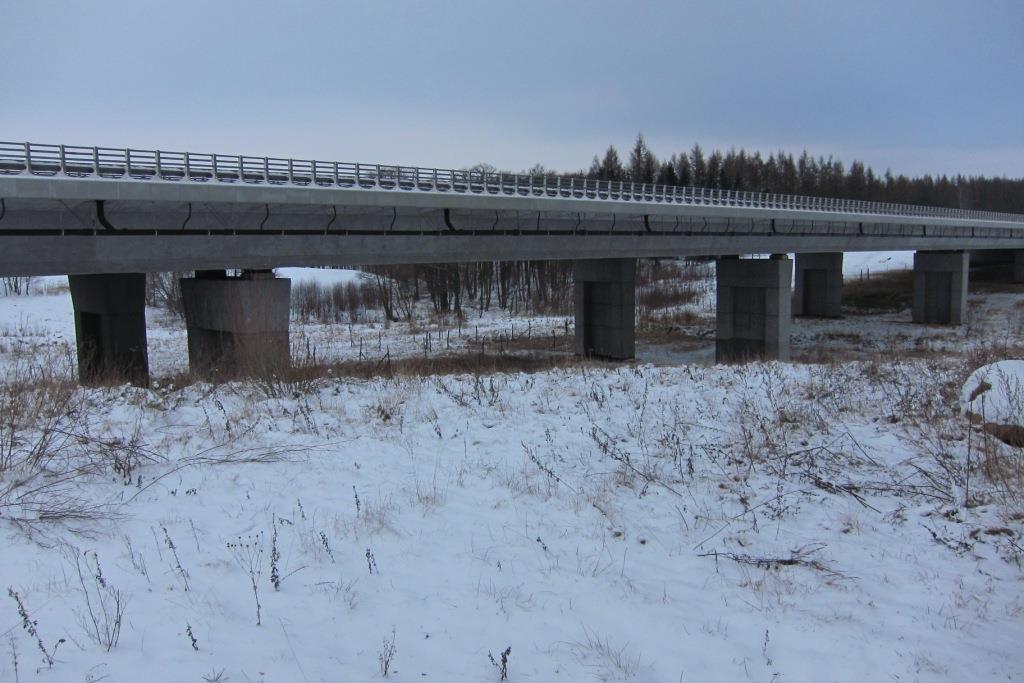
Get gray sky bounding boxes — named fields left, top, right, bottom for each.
left=4, top=0, right=1023, bottom=178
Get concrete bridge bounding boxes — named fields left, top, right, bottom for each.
left=2, top=141, right=1023, bottom=385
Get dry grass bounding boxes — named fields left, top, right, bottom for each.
left=967, top=265, right=1024, bottom=294
left=0, top=354, right=156, bottom=532
left=842, top=269, right=914, bottom=312
left=157, top=348, right=591, bottom=395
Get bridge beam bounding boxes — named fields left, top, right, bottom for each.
left=574, top=259, right=636, bottom=360
left=793, top=252, right=843, bottom=318
left=913, top=251, right=968, bottom=325
left=68, top=273, right=149, bottom=387
left=716, top=255, right=792, bottom=363
left=180, top=270, right=291, bottom=378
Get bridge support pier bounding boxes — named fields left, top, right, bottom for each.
left=68, top=273, right=149, bottom=387
left=574, top=259, right=636, bottom=360
left=793, top=252, right=843, bottom=317
left=180, top=270, right=291, bottom=378
left=716, top=255, right=792, bottom=363
left=913, top=251, right=968, bottom=325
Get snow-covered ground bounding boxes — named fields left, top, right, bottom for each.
left=1, top=264, right=1022, bottom=682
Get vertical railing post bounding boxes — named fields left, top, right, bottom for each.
left=155, top=150, right=162, bottom=177
left=59, top=145, right=66, bottom=174
left=93, top=146, right=100, bottom=175
left=24, top=142, right=32, bottom=174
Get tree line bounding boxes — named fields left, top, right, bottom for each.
left=518, top=133, right=1022, bottom=214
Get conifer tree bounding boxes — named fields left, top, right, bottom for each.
left=628, top=133, right=657, bottom=183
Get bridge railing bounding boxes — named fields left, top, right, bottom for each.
left=2, top=141, right=1022, bottom=225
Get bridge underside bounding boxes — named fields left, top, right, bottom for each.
left=11, top=232, right=1024, bottom=277
left=1, top=194, right=1023, bottom=275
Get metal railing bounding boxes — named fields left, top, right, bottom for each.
left=2, top=141, right=1022, bottom=225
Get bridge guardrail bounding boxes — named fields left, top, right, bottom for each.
left=1, top=141, right=1022, bottom=225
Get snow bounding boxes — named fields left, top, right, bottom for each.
left=0, top=275, right=1022, bottom=682
left=276, top=267, right=368, bottom=287
left=962, top=360, right=1024, bottom=424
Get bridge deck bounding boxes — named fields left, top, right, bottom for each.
left=1, top=141, right=1023, bottom=275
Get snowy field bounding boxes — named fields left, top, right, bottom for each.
left=1, top=257, right=1022, bottom=682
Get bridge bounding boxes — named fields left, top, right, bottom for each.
left=2, top=141, right=1023, bottom=385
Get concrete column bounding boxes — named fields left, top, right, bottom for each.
left=913, top=251, right=968, bottom=325
left=180, top=270, right=291, bottom=377
left=574, top=258, right=636, bottom=360
left=793, top=252, right=843, bottom=317
left=716, top=255, right=792, bottom=363
left=68, top=273, right=149, bottom=386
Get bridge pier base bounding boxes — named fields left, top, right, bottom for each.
left=793, top=252, right=843, bottom=317
left=574, top=259, right=636, bottom=360
left=180, top=270, right=291, bottom=378
left=68, top=273, right=149, bottom=387
left=716, top=255, right=792, bottom=363
left=913, top=251, right=968, bottom=325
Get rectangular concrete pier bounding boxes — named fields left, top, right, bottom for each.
left=793, top=252, right=843, bottom=318
left=913, top=251, right=968, bottom=325
left=68, top=273, right=149, bottom=386
left=716, top=255, right=792, bottom=362
left=574, top=259, right=636, bottom=360
left=180, top=270, right=291, bottom=377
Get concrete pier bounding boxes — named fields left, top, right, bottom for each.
left=180, top=270, right=291, bottom=377
left=574, top=259, right=636, bottom=360
left=913, top=251, right=968, bottom=325
left=793, top=252, right=843, bottom=317
left=716, top=255, right=792, bottom=362
left=68, top=273, right=149, bottom=386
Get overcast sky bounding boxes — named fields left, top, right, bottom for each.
left=4, top=0, right=1023, bottom=178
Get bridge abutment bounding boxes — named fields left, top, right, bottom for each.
left=716, top=255, right=792, bottom=363
left=793, top=252, right=843, bottom=317
left=574, top=259, right=636, bottom=360
left=913, top=251, right=968, bottom=325
left=68, top=273, right=150, bottom=387
left=180, top=270, right=291, bottom=378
